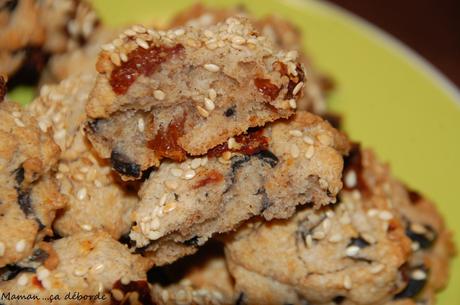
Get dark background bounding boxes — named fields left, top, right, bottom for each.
left=327, top=0, right=460, bottom=88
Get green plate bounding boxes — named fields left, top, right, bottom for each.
left=16, top=0, right=460, bottom=303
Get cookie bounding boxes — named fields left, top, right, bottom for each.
left=169, top=4, right=330, bottom=115
left=28, top=74, right=138, bottom=239
left=129, top=111, right=349, bottom=265
left=224, top=147, right=455, bottom=305
left=0, top=99, right=64, bottom=267
left=0, top=0, right=45, bottom=77
left=0, top=231, right=152, bottom=305
left=85, top=17, right=305, bottom=179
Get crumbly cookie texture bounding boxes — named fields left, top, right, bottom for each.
left=169, top=4, right=330, bottom=115
left=85, top=17, right=305, bottom=179
left=0, top=231, right=152, bottom=305
left=129, top=111, right=349, bottom=265
left=28, top=75, right=138, bottom=239
left=224, top=147, right=455, bottom=305
left=0, top=100, right=64, bottom=267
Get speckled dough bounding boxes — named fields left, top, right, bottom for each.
left=85, top=17, right=306, bottom=179
left=129, top=111, right=349, bottom=265
left=28, top=75, right=138, bottom=239
left=0, top=231, right=152, bottom=305
left=0, top=100, right=64, bottom=267
left=224, top=147, right=455, bottom=305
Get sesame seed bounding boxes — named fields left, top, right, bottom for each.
left=290, top=144, right=300, bottom=158
left=361, top=233, right=376, bottom=244
left=163, top=201, right=177, bottom=213
left=328, top=234, right=342, bottom=243
left=305, top=145, right=315, bottom=159
left=340, top=214, right=351, bottom=225
left=135, top=38, right=149, bottom=49
left=112, top=289, right=124, bottom=301
left=132, top=25, right=146, bottom=33
left=121, top=276, right=130, bottom=285
left=410, top=223, right=427, bottom=234
left=231, top=35, right=245, bottom=44
left=81, top=224, right=92, bottom=231
left=150, top=218, right=160, bottom=230
left=370, top=264, right=385, bottom=274
left=222, top=151, right=232, bottom=161
left=322, top=219, right=331, bottom=232
left=37, top=267, right=50, bottom=280
left=379, top=211, right=393, bottom=221
left=204, top=63, right=220, bottom=72
left=14, top=118, right=25, bottom=128
left=208, top=89, right=217, bottom=100
left=77, top=188, right=87, bottom=200
left=196, top=105, right=209, bottom=117
left=38, top=121, right=48, bottom=132
left=113, top=38, right=123, bottom=47
left=228, top=138, right=240, bottom=150
left=190, top=158, right=202, bottom=169
left=343, top=275, right=352, bottom=289
left=411, top=242, right=420, bottom=251
left=54, top=129, right=66, bottom=140
left=326, top=210, right=335, bottom=218
left=0, top=242, right=4, bottom=256
left=289, top=129, right=303, bottom=137
left=15, top=240, right=26, bottom=252
left=171, top=168, right=183, bottom=177
left=101, top=43, right=115, bottom=51
left=204, top=30, right=214, bottom=38
left=124, top=29, right=136, bottom=36
left=318, top=134, right=332, bottom=146
left=92, top=263, right=104, bottom=273
left=367, top=209, right=379, bottom=217
left=12, top=111, right=21, bottom=118
left=147, top=230, right=162, bottom=240
left=288, top=99, right=297, bottom=109
left=154, top=90, right=165, bottom=100
left=204, top=98, right=215, bottom=111
left=345, top=245, right=360, bottom=257
left=120, top=53, right=128, bottom=62
left=174, top=29, right=185, bottom=36
left=110, top=53, right=121, bottom=66
left=183, top=169, right=196, bottom=180
left=201, top=157, right=208, bottom=166
left=305, top=235, right=313, bottom=248
left=292, top=82, right=304, bottom=95
left=17, top=274, right=28, bottom=286
left=165, top=180, right=179, bottom=190
left=345, top=170, right=357, bottom=188
left=312, top=231, right=325, bottom=240
left=319, top=178, right=329, bottom=189
left=94, top=179, right=103, bottom=188
left=73, top=266, right=87, bottom=277
left=159, top=194, right=167, bottom=206
left=137, top=118, right=145, bottom=132
left=285, top=50, right=298, bottom=61
left=411, top=269, right=427, bottom=281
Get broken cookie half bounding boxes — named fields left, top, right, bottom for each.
left=85, top=17, right=305, bottom=179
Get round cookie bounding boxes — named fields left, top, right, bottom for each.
left=224, top=147, right=455, bottom=305
left=28, top=74, right=138, bottom=239
left=0, top=231, right=152, bottom=305
left=0, top=99, right=64, bottom=267
left=85, top=17, right=305, bottom=179
left=129, top=111, right=350, bottom=265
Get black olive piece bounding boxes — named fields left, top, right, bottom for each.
left=16, top=188, right=33, bottom=216
left=14, top=166, right=24, bottom=186
left=28, top=248, right=49, bottom=263
left=235, top=292, right=245, bottom=305
left=0, top=265, right=35, bottom=281
left=332, top=296, right=345, bottom=304
left=183, top=236, right=200, bottom=247
left=256, top=188, right=271, bottom=213
left=1, top=0, right=18, bottom=12
left=405, top=224, right=437, bottom=249
left=224, top=106, right=236, bottom=117
left=348, top=236, right=370, bottom=249
left=394, top=277, right=427, bottom=299
left=110, top=150, right=141, bottom=178
left=86, top=119, right=101, bottom=133
left=255, top=150, right=279, bottom=168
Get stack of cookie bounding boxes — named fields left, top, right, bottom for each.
left=0, top=3, right=454, bottom=305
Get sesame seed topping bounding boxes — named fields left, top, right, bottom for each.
left=112, top=289, right=124, bottom=301
left=410, top=223, right=427, bottom=234
left=322, top=219, right=331, bottom=232
left=367, top=209, right=379, bottom=217
left=190, top=158, right=202, bottom=169
left=183, top=169, right=196, bottom=180
left=285, top=50, right=298, bottom=61
left=201, top=157, right=208, bottom=166
left=37, top=267, right=50, bottom=280
left=196, top=105, right=209, bottom=117
left=12, top=111, right=21, bottom=118
left=231, top=35, right=245, bottom=44
left=345, top=170, right=357, bottom=188
left=312, top=231, right=325, bottom=240
left=228, top=137, right=240, bottom=150
left=17, top=274, right=28, bottom=286
left=411, top=242, right=421, bottom=251
left=340, top=214, right=351, bottom=225
left=345, top=245, right=360, bottom=257
left=293, top=82, right=304, bottom=95
left=124, top=29, right=136, bottom=36
left=204, top=98, right=215, bottom=111
left=81, top=224, right=92, bottom=231
left=343, top=275, right=352, bottom=289
left=290, top=144, right=300, bottom=158
left=411, top=269, right=427, bottom=281
left=163, top=201, right=177, bottom=213
left=222, top=151, right=232, bottom=161
left=0, top=242, right=4, bottom=256
left=174, top=29, right=185, bottom=36
left=328, top=234, right=343, bottom=243
left=150, top=218, right=160, bottom=230
left=135, top=38, right=149, bottom=49
left=306, top=234, right=313, bottom=248
left=121, top=276, right=130, bottom=285
left=370, top=264, right=385, bottom=274
left=326, top=210, right=335, bottom=218
left=303, top=136, right=314, bottom=144
left=132, top=25, right=146, bottom=33
left=159, top=194, right=167, bottom=206
left=137, top=118, right=145, bottom=132
left=154, top=90, right=165, bottom=100
left=120, top=53, right=128, bottom=62
left=73, top=267, right=87, bottom=277
left=288, top=99, right=297, bottom=109
left=77, top=188, right=87, bottom=200
left=15, top=240, right=26, bottom=252
left=110, top=53, right=121, bottom=66
left=171, top=168, right=183, bottom=177
left=92, top=263, right=104, bottom=273
left=14, top=118, right=25, bottom=128
left=54, top=129, right=66, bottom=140
left=204, top=63, right=220, bottom=72
left=101, top=43, right=115, bottom=52
left=379, top=211, right=393, bottom=221
left=165, top=180, right=179, bottom=190
left=289, top=129, right=303, bottom=137
left=305, top=145, right=315, bottom=159
left=318, top=134, right=332, bottom=146
left=208, top=89, right=217, bottom=100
